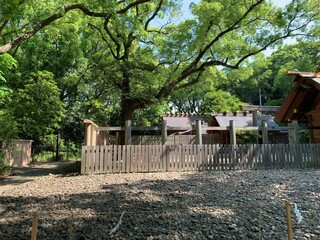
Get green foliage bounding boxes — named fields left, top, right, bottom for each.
left=0, top=110, right=18, bottom=143
left=236, top=130, right=260, bottom=144
left=0, top=0, right=319, bottom=146
left=12, top=71, right=65, bottom=144
left=204, top=90, right=245, bottom=113
left=32, top=151, right=55, bottom=163
left=0, top=54, right=16, bottom=103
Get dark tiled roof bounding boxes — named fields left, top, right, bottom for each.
left=162, top=114, right=204, bottom=128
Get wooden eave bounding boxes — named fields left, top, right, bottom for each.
left=274, top=72, right=320, bottom=123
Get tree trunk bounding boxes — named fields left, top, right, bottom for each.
left=120, top=100, right=136, bottom=127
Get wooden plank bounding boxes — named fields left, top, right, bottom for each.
left=81, top=146, right=86, bottom=174
left=126, top=145, right=131, bottom=173
left=208, top=145, right=212, bottom=171
left=108, top=145, right=113, bottom=173
left=238, top=145, right=244, bottom=170
left=153, top=145, right=157, bottom=171
left=317, top=144, right=320, bottom=167
left=138, top=145, right=143, bottom=172
left=173, top=145, right=177, bottom=170
left=95, top=146, right=100, bottom=173
left=153, top=145, right=158, bottom=171
left=116, top=145, right=123, bottom=173
left=103, top=146, right=108, bottom=173
left=160, top=145, right=164, bottom=172
left=130, top=144, right=135, bottom=172
left=178, top=145, right=182, bottom=171
left=149, top=145, right=153, bottom=171
left=121, top=145, right=125, bottom=172
left=99, top=146, right=104, bottom=173
left=261, top=144, right=266, bottom=169
left=146, top=145, right=150, bottom=172
left=112, top=145, right=117, bottom=173
left=316, top=144, right=320, bottom=167
left=190, top=145, right=195, bottom=170
left=274, top=144, right=279, bottom=169
left=286, top=144, right=291, bottom=168
left=241, top=105, right=280, bottom=112
left=88, top=146, right=94, bottom=174
left=140, top=145, right=145, bottom=172
left=165, top=145, right=170, bottom=172
left=207, top=145, right=211, bottom=170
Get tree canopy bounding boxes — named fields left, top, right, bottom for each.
left=0, top=0, right=319, bottom=146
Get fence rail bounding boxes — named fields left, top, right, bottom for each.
left=81, top=144, right=320, bottom=174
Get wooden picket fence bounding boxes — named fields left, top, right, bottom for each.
left=81, top=144, right=320, bottom=174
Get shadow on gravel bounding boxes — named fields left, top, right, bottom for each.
left=0, top=162, right=81, bottom=192
left=0, top=170, right=319, bottom=239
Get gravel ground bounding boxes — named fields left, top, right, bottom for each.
left=0, top=168, right=320, bottom=240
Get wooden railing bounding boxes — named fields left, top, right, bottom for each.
left=81, top=144, right=320, bottom=174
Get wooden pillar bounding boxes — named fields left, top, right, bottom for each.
left=125, top=120, right=132, bottom=145
left=84, top=119, right=98, bottom=146
left=161, top=120, right=167, bottom=145
left=292, top=120, right=300, bottom=144
left=196, top=120, right=202, bottom=145
left=229, top=120, right=236, bottom=145
left=262, top=120, right=269, bottom=144
left=252, top=111, right=258, bottom=126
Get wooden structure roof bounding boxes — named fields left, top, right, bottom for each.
left=212, top=113, right=278, bottom=127
left=274, top=71, right=320, bottom=123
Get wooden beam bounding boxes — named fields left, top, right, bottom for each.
left=241, top=105, right=280, bottom=112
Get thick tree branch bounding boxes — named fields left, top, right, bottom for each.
left=0, top=1, right=151, bottom=54
left=88, top=23, right=118, bottom=60
left=104, top=17, right=121, bottom=60
left=180, top=0, right=264, bottom=77
left=144, top=0, right=163, bottom=30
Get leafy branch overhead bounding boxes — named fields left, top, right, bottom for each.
left=0, top=0, right=319, bottom=124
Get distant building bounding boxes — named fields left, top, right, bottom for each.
left=161, top=113, right=207, bottom=135
left=209, top=112, right=287, bottom=144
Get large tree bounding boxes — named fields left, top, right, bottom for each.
left=1, top=0, right=319, bottom=125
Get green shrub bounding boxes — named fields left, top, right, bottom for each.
left=236, top=130, right=260, bottom=144
left=0, top=150, right=12, bottom=176
left=33, top=151, right=55, bottom=162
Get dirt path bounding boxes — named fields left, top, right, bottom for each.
left=0, top=162, right=80, bottom=195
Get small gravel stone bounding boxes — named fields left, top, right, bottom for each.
left=0, top=169, right=320, bottom=239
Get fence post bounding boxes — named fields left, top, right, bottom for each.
left=229, top=120, right=236, bottom=145
left=125, top=120, right=132, bottom=145
left=252, top=111, right=258, bottom=126
left=229, top=120, right=237, bottom=169
left=161, top=120, right=167, bottom=145
left=262, top=120, right=269, bottom=144
left=196, top=120, right=202, bottom=145
left=31, top=212, right=39, bottom=240
left=288, top=123, right=294, bottom=144
left=292, top=120, right=300, bottom=144
left=84, top=119, right=98, bottom=146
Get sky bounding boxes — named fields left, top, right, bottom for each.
left=180, top=0, right=293, bottom=20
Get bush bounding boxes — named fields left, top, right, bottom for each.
left=0, top=150, right=12, bottom=176
left=236, top=130, right=260, bottom=144
left=33, top=151, right=55, bottom=162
